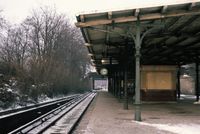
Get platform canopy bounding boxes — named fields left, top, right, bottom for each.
left=76, top=1, right=200, bottom=72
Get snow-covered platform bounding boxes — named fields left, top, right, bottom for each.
left=73, top=91, right=200, bottom=134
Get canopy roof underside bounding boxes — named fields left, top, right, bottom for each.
left=76, top=1, right=200, bottom=72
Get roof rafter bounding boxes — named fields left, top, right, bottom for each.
left=76, top=9, right=200, bottom=28
left=161, top=5, right=168, bottom=13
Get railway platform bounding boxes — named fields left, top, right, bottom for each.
left=73, top=91, right=200, bottom=134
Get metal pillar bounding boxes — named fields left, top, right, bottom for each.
left=113, top=72, right=115, bottom=95
left=92, top=78, right=95, bottom=90
left=196, top=62, right=199, bottom=101
left=124, top=67, right=128, bottom=109
left=118, top=71, right=122, bottom=100
left=112, top=77, right=114, bottom=94
left=134, top=18, right=141, bottom=121
left=117, top=71, right=120, bottom=98
left=108, top=77, right=111, bottom=92
left=113, top=72, right=116, bottom=96
left=110, top=77, right=113, bottom=93
left=90, top=78, right=93, bottom=90
left=114, top=72, right=117, bottom=96
left=177, top=65, right=181, bottom=99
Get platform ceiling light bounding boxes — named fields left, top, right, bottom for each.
left=101, top=59, right=106, bottom=63
left=91, top=59, right=95, bottom=62
left=88, top=53, right=93, bottom=56
left=112, top=59, right=119, bottom=64
left=85, top=43, right=92, bottom=47
left=101, top=58, right=118, bottom=65
left=101, top=58, right=109, bottom=64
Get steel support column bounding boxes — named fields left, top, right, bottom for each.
left=117, top=71, right=119, bottom=97
left=134, top=18, right=141, bottom=121
left=115, top=72, right=117, bottom=96
left=177, top=65, right=181, bottom=99
left=108, top=77, right=111, bottom=92
left=90, top=78, right=93, bottom=90
left=112, top=76, right=114, bottom=94
left=196, top=62, right=199, bottom=101
left=124, top=67, right=128, bottom=109
left=118, top=71, right=122, bottom=100
left=113, top=72, right=116, bottom=95
left=109, top=78, right=111, bottom=93
left=92, top=78, right=95, bottom=90
left=112, top=73, right=114, bottom=95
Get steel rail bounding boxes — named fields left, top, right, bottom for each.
left=9, top=93, right=91, bottom=134
left=0, top=94, right=78, bottom=116
left=0, top=94, right=81, bottom=134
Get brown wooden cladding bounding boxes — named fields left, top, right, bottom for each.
left=141, top=65, right=177, bottom=101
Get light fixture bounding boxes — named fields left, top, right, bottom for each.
left=92, top=62, right=96, bottom=66
left=88, top=53, right=93, bottom=56
left=101, top=58, right=109, bottom=64
left=112, top=59, right=119, bottom=64
left=101, top=59, right=106, bottom=63
left=101, top=57, right=118, bottom=65
left=85, top=43, right=92, bottom=47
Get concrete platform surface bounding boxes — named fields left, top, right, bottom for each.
left=73, top=91, right=200, bottom=134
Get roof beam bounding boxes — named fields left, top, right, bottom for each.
left=161, top=5, right=168, bottom=13
left=135, top=9, right=140, bottom=17
left=76, top=9, right=200, bottom=27
left=166, top=17, right=180, bottom=31
left=141, top=9, right=200, bottom=20
left=76, top=16, right=137, bottom=27
left=80, top=15, right=96, bottom=57
left=188, top=2, right=196, bottom=10
left=80, top=15, right=90, bottom=43
left=108, top=11, right=112, bottom=19
left=106, top=26, right=110, bottom=43
left=161, top=52, right=198, bottom=62
left=171, top=16, right=198, bottom=32
left=146, top=37, right=188, bottom=59
left=106, top=12, right=112, bottom=44
left=150, top=39, right=200, bottom=61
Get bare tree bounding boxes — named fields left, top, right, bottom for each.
left=0, top=7, right=90, bottom=104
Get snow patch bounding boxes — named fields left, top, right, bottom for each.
left=4, top=84, right=9, bottom=87
left=6, top=88, right=13, bottom=92
left=133, top=121, right=200, bottom=134
left=180, top=94, right=197, bottom=99
left=194, top=101, right=200, bottom=104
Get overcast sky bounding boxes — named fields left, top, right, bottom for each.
left=0, top=0, right=199, bottom=24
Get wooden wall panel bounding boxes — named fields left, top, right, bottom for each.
left=140, top=65, right=177, bottom=101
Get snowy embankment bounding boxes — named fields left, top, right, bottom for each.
left=133, top=121, right=200, bottom=134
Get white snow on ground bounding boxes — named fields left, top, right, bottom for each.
left=133, top=121, right=200, bottom=134
left=180, top=94, right=197, bottom=99
left=6, top=88, right=13, bottom=92
left=194, top=101, right=200, bottom=104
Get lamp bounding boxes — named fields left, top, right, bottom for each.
left=88, top=53, right=93, bottom=56
left=85, top=43, right=92, bottom=47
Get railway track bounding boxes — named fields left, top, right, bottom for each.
left=0, top=92, right=96, bottom=134
left=0, top=94, right=78, bottom=116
